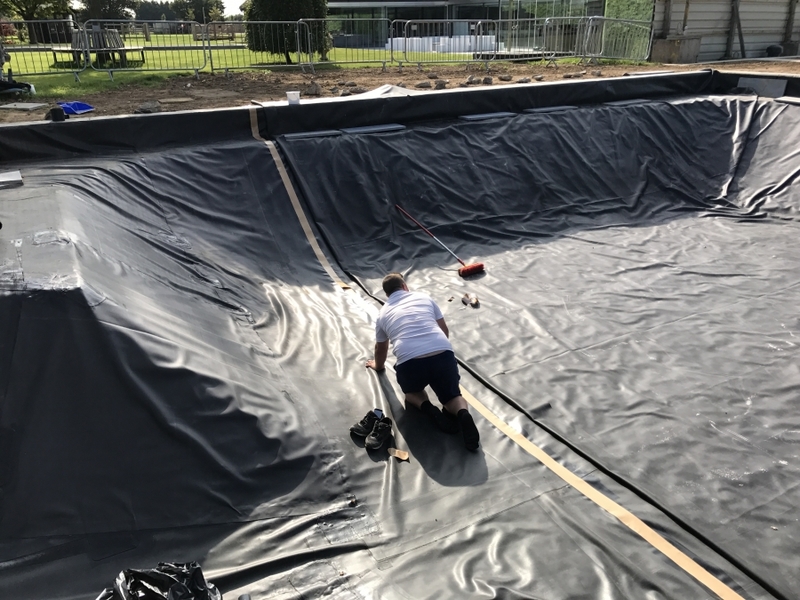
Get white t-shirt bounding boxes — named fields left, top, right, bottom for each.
left=375, top=290, right=453, bottom=365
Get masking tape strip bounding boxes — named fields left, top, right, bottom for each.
left=459, top=385, right=745, bottom=600
left=249, top=108, right=350, bottom=290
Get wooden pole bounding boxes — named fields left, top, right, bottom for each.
left=725, top=0, right=735, bottom=57
left=735, top=0, right=746, bottom=58
left=662, top=0, right=673, bottom=37
left=724, top=0, right=745, bottom=57
left=784, top=0, right=798, bottom=44
left=681, top=0, right=692, bottom=32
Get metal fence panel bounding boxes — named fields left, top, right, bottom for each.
left=302, top=18, right=392, bottom=67
left=400, top=20, right=497, bottom=65
left=1, top=17, right=659, bottom=78
left=0, top=19, right=87, bottom=77
left=542, top=17, right=589, bottom=63
left=208, top=21, right=311, bottom=72
left=495, top=18, right=547, bottom=60
left=583, top=17, right=653, bottom=61
left=83, top=20, right=206, bottom=74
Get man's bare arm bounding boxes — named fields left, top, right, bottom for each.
left=436, top=317, right=449, bottom=338
left=366, top=340, right=390, bottom=371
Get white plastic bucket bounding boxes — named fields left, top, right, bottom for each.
left=286, top=91, right=300, bottom=105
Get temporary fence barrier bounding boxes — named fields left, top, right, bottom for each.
left=83, top=20, right=206, bottom=78
left=301, top=18, right=392, bottom=69
left=1, top=17, right=657, bottom=81
left=542, top=17, right=589, bottom=64
left=207, top=21, right=313, bottom=74
left=397, top=20, right=497, bottom=66
left=583, top=17, right=653, bottom=62
left=495, top=18, right=547, bottom=60
left=0, top=19, right=86, bottom=78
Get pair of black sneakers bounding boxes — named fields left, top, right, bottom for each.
left=350, top=409, right=393, bottom=450
left=351, top=404, right=480, bottom=452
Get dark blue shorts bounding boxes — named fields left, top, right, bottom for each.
left=395, top=350, right=461, bottom=405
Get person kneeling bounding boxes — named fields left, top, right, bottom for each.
left=366, top=272, right=479, bottom=451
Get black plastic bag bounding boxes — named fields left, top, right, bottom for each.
left=95, top=561, right=222, bottom=600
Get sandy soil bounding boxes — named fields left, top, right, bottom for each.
left=2, top=60, right=800, bottom=124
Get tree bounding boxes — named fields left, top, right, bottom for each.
left=79, top=0, right=137, bottom=20
left=0, top=0, right=71, bottom=44
left=135, top=1, right=176, bottom=20
left=309, top=0, right=329, bottom=58
left=0, top=0, right=70, bottom=22
left=244, top=0, right=326, bottom=64
left=605, top=0, right=654, bottom=20
left=172, top=0, right=223, bottom=22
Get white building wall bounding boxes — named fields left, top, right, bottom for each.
left=653, top=0, right=800, bottom=60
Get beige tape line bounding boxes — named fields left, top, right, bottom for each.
left=249, top=107, right=350, bottom=290
left=248, top=106, right=742, bottom=600
left=459, top=385, right=745, bottom=600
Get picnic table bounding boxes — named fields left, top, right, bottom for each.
left=52, top=29, right=145, bottom=67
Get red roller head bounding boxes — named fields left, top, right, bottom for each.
left=458, top=262, right=485, bottom=278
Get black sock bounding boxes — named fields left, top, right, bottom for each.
left=421, top=401, right=459, bottom=434
left=458, top=409, right=480, bottom=451
left=420, top=400, right=438, bottom=417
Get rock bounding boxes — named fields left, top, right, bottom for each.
left=591, top=70, right=602, bottom=76
left=562, top=73, right=573, bottom=79
left=482, top=76, right=493, bottom=85
left=766, top=44, right=783, bottom=57
left=397, top=83, right=407, bottom=88
left=337, top=80, right=346, bottom=86
left=534, top=75, right=544, bottom=81
left=434, top=80, right=448, bottom=90
left=305, top=81, right=322, bottom=96
left=158, top=97, right=193, bottom=104
left=345, top=81, right=357, bottom=87
left=134, top=100, right=161, bottom=114
left=427, top=72, right=439, bottom=79
left=44, top=106, right=67, bottom=121
left=459, top=83, right=469, bottom=88
left=517, top=77, right=531, bottom=83
left=499, top=74, right=513, bottom=82
left=330, top=87, right=339, bottom=94
left=340, top=90, right=351, bottom=97
left=467, top=75, right=479, bottom=84
left=415, top=81, right=432, bottom=89
left=352, top=87, right=367, bottom=94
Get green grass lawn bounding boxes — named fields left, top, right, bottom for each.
left=6, top=43, right=408, bottom=77
left=27, top=71, right=180, bottom=98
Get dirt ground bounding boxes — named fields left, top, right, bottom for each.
left=2, top=60, right=800, bottom=124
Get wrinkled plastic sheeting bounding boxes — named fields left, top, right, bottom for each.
left=95, top=562, right=221, bottom=600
